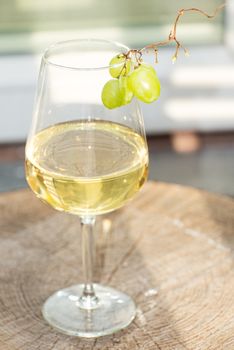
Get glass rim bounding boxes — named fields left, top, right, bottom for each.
left=42, top=38, right=130, bottom=71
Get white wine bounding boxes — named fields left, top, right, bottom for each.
left=26, top=120, right=148, bottom=216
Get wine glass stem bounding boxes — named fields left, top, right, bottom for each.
left=79, top=216, right=99, bottom=309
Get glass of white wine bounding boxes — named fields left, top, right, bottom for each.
left=25, top=39, right=148, bottom=337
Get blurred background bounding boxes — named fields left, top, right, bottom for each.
left=0, top=0, right=233, bottom=195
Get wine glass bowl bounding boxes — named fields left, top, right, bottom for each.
left=25, top=39, right=148, bottom=337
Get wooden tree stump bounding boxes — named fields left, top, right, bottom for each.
left=0, top=181, right=233, bottom=349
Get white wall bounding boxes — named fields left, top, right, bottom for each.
left=0, top=46, right=234, bottom=143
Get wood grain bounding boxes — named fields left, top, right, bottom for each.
left=0, top=182, right=233, bottom=349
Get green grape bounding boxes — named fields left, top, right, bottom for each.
left=141, top=62, right=157, bottom=77
left=109, top=55, right=131, bottom=78
left=119, top=76, right=133, bottom=105
left=101, top=79, right=123, bottom=109
left=128, top=65, right=161, bottom=103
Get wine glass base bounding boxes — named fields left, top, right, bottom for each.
left=42, top=283, right=136, bottom=337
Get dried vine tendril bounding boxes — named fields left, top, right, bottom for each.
left=125, top=3, right=226, bottom=64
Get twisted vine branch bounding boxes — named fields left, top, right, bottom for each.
left=124, top=3, right=225, bottom=65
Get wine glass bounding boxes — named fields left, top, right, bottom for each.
left=25, top=39, right=149, bottom=337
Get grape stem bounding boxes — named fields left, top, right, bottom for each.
left=124, top=2, right=225, bottom=65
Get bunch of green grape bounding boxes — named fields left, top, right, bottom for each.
left=101, top=54, right=161, bottom=109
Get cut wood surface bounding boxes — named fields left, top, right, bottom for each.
left=0, top=181, right=233, bottom=349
